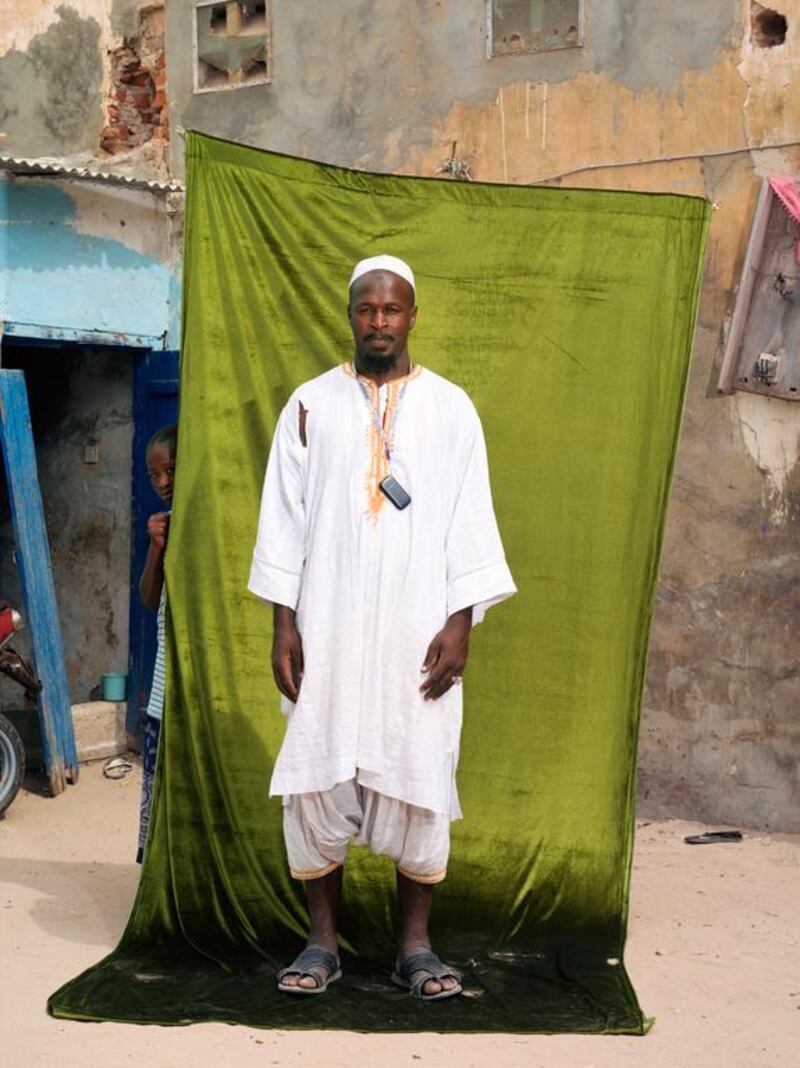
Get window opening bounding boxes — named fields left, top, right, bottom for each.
left=487, top=0, right=584, bottom=57
left=193, top=0, right=270, bottom=93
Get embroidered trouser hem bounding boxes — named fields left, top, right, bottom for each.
left=283, top=779, right=450, bottom=884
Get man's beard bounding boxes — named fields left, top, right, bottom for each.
left=357, top=348, right=399, bottom=373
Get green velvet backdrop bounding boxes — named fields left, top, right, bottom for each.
left=49, top=133, right=709, bottom=1032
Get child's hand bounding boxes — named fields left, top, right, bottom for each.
left=147, top=512, right=170, bottom=550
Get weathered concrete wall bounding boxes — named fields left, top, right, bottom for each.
left=164, top=0, right=800, bottom=830
left=0, top=346, right=133, bottom=708
left=0, top=0, right=168, bottom=176
left=0, top=2, right=105, bottom=159
left=166, top=0, right=749, bottom=178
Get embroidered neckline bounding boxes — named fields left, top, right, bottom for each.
left=343, top=362, right=422, bottom=521
left=342, top=361, right=423, bottom=385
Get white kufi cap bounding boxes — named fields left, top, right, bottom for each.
left=349, top=254, right=415, bottom=296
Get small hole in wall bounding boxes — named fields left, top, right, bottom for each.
left=752, top=4, right=788, bottom=48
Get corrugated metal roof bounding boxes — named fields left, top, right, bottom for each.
left=0, top=155, right=184, bottom=194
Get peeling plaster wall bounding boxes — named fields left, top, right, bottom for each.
left=164, top=0, right=800, bottom=830
left=0, top=3, right=106, bottom=159
left=0, top=0, right=169, bottom=176
left=166, top=0, right=744, bottom=176
left=0, top=0, right=106, bottom=52
left=0, top=176, right=178, bottom=344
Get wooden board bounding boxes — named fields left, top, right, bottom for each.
left=0, top=369, right=77, bottom=793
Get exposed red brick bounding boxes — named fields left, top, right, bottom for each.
left=101, top=4, right=167, bottom=156
left=128, top=84, right=154, bottom=107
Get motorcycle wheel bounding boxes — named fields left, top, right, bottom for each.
left=0, top=711, right=24, bottom=815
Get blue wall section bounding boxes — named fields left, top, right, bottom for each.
left=0, top=175, right=182, bottom=737
left=0, top=179, right=178, bottom=347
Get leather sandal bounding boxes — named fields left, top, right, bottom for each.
left=391, top=950, right=462, bottom=1000
left=277, top=946, right=341, bottom=995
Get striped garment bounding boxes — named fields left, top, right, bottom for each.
left=136, top=714, right=161, bottom=863
left=146, top=586, right=166, bottom=721
left=137, top=586, right=166, bottom=862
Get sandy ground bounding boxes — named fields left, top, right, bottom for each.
left=1, top=761, right=798, bottom=1068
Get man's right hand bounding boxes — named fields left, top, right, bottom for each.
left=272, top=606, right=304, bottom=702
left=147, top=512, right=170, bottom=550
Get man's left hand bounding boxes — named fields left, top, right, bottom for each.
left=420, top=607, right=472, bottom=701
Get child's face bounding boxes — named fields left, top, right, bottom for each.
left=147, top=443, right=175, bottom=506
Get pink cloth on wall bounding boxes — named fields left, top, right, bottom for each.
left=770, top=176, right=800, bottom=263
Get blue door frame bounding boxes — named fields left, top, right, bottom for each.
left=127, top=349, right=180, bottom=741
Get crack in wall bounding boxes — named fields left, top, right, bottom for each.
left=732, top=390, right=800, bottom=521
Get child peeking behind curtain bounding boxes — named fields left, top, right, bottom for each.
left=136, top=424, right=177, bottom=863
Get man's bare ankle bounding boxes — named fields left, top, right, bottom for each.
left=398, top=937, right=432, bottom=959
left=307, top=933, right=339, bottom=957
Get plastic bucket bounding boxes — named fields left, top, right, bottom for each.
left=101, top=673, right=127, bottom=702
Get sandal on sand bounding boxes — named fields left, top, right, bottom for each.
left=391, top=950, right=462, bottom=1001
left=277, top=946, right=341, bottom=995
left=684, top=830, right=743, bottom=845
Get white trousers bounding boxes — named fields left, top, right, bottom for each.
left=283, top=779, right=450, bottom=884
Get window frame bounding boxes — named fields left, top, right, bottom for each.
left=192, top=0, right=272, bottom=96
left=485, top=0, right=585, bottom=59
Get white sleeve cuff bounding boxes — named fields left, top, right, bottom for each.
left=247, top=554, right=302, bottom=610
left=446, top=559, right=517, bottom=625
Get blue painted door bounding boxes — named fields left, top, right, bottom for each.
left=127, top=349, right=179, bottom=740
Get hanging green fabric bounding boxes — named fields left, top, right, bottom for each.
left=49, top=132, right=709, bottom=1033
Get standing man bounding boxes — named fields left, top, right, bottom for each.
left=249, top=254, right=516, bottom=999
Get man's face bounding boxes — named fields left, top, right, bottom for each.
left=348, top=271, right=417, bottom=366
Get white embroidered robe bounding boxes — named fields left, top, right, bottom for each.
left=248, top=363, right=516, bottom=818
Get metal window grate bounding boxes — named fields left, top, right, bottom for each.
left=193, top=0, right=270, bottom=94
left=719, top=180, right=800, bottom=402
left=487, top=0, right=584, bottom=57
